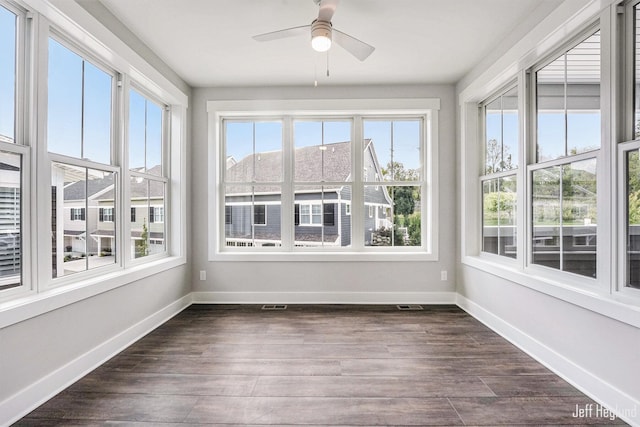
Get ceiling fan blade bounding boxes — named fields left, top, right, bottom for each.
left=332, top=29, right=375, bottom=61
left=317, top=0, right=339, bottom=22
left=253, top=25, right=310, bottom=42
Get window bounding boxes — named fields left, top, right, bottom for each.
left=70, top=208, right=85, bottom=221
left=634, top=2, right=640, bottom=140
left=129, top=89, right=168, bottom=259
left=48, top=38, right=112, bottom=163
left=99, top=207, right=113, bottom=222
left=622, top=2, right=640, bottom=291
left=531, top=31, right=600, bottom=278
left=480, top=86, right=518, bottom=259
left=130, top=207, right=136, bottom=223
left=149, top=206, right=164, bottom=223
left=225, top=205, right=232, bottom=225
left=213, top=99, right=436, bottom=256
left=253, top=205, right=266, bottom=225
left=363, top=119, right=423, bottom=247
left=48, top=38, right=117, bottom=279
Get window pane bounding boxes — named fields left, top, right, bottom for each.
left=83, top=62, right=112, bottom=164
left=562, top=159, right=597, bottom=277
left=130, top=176, right=165, bottom=258
left=365, top=185, right=420, bottom=247
left=225, top=121, right=282, bottom=183
left=224, top=184, right=281, bottom=248
left=52, top=163, right=115, bottom=277
left=485, top=99, right=502, bottom=174
left=536, top=32, right=600, bottom=162
left=48, top=39, right=82, bottom=158
left=146, top=100, right=163, bottom=174
left=502, top=87, right=519, bottom=170
left=0, top=6, right=16, bottom=143
left=482, top=176, right=516, bottom=258
left=485, top=87, right=518, bottom=174
left=566, top=32, right=600, bottom=155
left=499, top=175, right=517, bottom=258
left=635, top=4, right=640, bottom=139
left=0, top=151, right=21, bottom=290
left=532, top=167, right=561, bottom=269
left=129, top=90, right=146, bottom=170
left=294, top=185, right=350, bottom=247
left=129, top=90, right=164, bottom=174
left=294, top=121, right=351, bottom=182
left=627, top=150, right=640, bottom=289
left=363, top=120, right=421, bottom=181
left=482, top=179, right=498, bottom=254
left=532, top=161, right=596, bottom=277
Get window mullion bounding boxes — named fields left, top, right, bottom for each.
left=351, top=115, right=364, bottom=250
left=281, top=116, right=293, bottom=251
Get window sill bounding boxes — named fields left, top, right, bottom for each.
left=211, top=251, right=438, bottom=262
left=462, top=255, right=640, bottom=328
left=0, top=256, right=186, bottom=329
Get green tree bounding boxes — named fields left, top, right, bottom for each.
left=135, top=219, right=149, bottom=258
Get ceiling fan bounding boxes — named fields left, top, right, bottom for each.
left=252, top=0, right=375, bottom=61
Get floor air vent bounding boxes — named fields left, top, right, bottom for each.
left=397, top=304, right=423, bottom=311
left=261, top=304, right=287, bottom=310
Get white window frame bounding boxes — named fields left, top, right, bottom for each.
left=526, top=26, right=603, bottom=289
left=208, top=98, right=440, bottom=262
left=125, top=84, right=170, bottom=264
left=298, top=202, right=322, bottom=226
left=102, top=207, right=114, bottom=222
left=479, top=83, right=520, bottom=263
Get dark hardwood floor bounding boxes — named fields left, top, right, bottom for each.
left=15, top=304, right=627, bottom=426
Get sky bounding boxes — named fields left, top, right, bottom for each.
left=0, top=6, right=15, bottom=141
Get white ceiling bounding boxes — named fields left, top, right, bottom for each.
left=98, top=0, right=564, bottom=88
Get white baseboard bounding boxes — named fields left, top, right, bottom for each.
left=456, top=294, right=640, bottom=427
left=191, top=291, right=457, bottom=305
left=1, top=294, right=193, bottom=427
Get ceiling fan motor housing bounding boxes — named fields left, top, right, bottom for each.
left=311, top=19, right=332, bottom=51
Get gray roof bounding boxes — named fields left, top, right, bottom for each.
left=64, top=174, right=114, bottom=201
left=227, top=141, right=355, bottom=183
left=226, top=229, right=339, bottom=244
left=94, top=165, right=164, bottom=200
left=225, top=141, right=377, bottom=195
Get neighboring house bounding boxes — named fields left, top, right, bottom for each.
left=94, top=170, right=165, bottom=258
left=50, top=165, right=164, bottom=275
left=224, top=139, right=393, bottom=247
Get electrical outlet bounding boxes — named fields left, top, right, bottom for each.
left=199, top=270, right=206, bottom=281
left=440, top=270, right=447, bottom=281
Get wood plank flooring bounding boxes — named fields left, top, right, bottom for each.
left=15, top=304, right=627, bottom=426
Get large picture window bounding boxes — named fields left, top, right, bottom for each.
left=216, top=107, right=433, bottom=255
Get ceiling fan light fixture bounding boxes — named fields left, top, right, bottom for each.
left=311, top=20, right=332, bottom=52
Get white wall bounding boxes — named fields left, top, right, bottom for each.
left=190, top=85, right=457, bottom=304
left=0, top=266, right=192, bottom=425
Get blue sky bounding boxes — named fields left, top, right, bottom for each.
left=45, top=38, right=162, bottom=170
